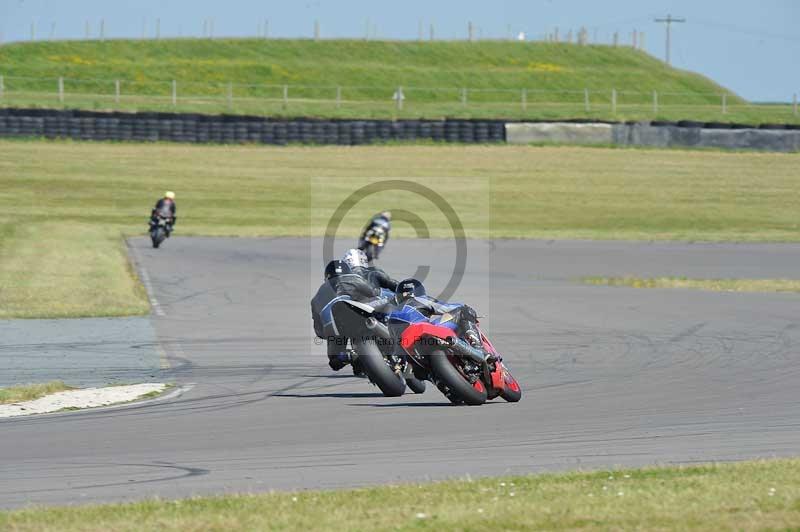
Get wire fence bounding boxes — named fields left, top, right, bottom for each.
left=0, top=75, right=797, bottom=119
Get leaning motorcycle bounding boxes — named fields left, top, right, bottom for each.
left=149, top=208, right=172, bottom=249
left=359, top=228, right=386, bottom=262
left=386, top=290, right=522, bottom=406
left=323, top=294, right=424, bottom=397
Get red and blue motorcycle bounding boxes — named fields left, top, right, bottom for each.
left=385, top=281, right=522, bottom=405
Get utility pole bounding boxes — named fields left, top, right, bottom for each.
left=654, top=14, right=685, bottom=65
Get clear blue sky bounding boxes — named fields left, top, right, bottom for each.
left=1, top=0, right=797, bottom=101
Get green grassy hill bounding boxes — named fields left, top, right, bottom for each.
left=0, top=39, right=793, bottom=122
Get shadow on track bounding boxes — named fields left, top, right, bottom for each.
left=273, top=392, right=385, bottom=399
left=348, top=402, right=455, bottom=408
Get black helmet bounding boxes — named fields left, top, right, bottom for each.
left=324, top=260, right=351, bottom=280
left=395, top=278, right=426, bottom=305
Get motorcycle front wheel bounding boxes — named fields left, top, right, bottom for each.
left=430, top=350, right=487, bottom=406
left=151, top=227, right=166, bottom=248
left=352, top=338, right=406, bottom=397
left=498, top=363, right=522, bottom=402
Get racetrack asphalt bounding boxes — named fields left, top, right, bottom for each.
left=1, top=237, right=798, bottom=509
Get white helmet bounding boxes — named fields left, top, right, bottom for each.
left=342, top=248, right=368, bottom=269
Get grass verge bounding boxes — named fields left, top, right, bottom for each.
left=0, top=140, right=798, bottom=317
left=0, top=222, right=149, bottom=318
left=583, top=276, right=800, bottom=293
left=1, top=458, right=799, bottom=530
left=0, top=381, right=73, bottom=404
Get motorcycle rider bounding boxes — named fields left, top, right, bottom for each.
left=341, top=248, right=398, bottom=292
left=394, top=278, right=489, bottom=356
left=358, top=211, right=391, bottom=262
left=151, top=191, right=177, bottom=237
left=311, top=259, right=389, bottom=371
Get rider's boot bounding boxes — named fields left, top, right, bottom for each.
left=328, top=351, right=351, bottom=371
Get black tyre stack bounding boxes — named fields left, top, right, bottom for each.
left=0, top=107, right=508, bottom=145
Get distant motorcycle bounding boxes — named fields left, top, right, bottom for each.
left=359, top=229, right=385, bottom=263
left=149, top=207, right=173, bottom=249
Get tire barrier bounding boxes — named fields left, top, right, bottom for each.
left=1, top=108, right=795, bottom=150
left=0, top=108, right=506, bottom=145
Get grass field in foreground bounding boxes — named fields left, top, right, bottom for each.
left=583, top=276, right=800, bottom=293
left=2, top=459, right=799, bottom=531
left=0, top=381, right=72, bottom=404
left=0, top=140, right=798, bottom=318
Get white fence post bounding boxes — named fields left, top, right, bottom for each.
left=0, top=75, right=4, bottom=100
left=58, top=76, right=64, bottom=103
left=314, top=20, right=320, bottom=40
left=521, top=88, right=527, bottom=111
left=461, top=87, right=468, bottom=106
left=171, top=80, right=177, bottom=106
left=396, top=86, right=403, bottom=110
left=611, top=88, right=617, bottom=114
left=283, top=84, right=289, bottom=108
left=653, top=90, right=658, bottom=115
left=115, top=79, right=120, bottom=104
left=721, top=93, right=727, bottom=114
left=584, top=88, right=590, bottom=112
left=336, top=86, right=342, bottom=109
left=794, top=93, right=798, bottom=117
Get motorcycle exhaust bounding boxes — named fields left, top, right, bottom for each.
left=364, top=317, right=392, bottom=340
left=446, top=337, right=487, bottom=365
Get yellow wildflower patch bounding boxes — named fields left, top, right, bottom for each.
left=47, top=55, right=95, bottom=66
left=527, top=62, right=565, bottom=73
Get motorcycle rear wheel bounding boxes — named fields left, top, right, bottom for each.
left=430, top=350, right=487, bottom=406
left=353, top=338, right=406, bottom=397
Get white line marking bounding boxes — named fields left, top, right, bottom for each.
left=127, top=241, right=165, bottom=317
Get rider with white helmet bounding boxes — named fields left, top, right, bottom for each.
left=342, top=248, right=398, bottom=292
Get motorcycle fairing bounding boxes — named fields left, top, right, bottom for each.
left=399, top=322, right=456, bottom=350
